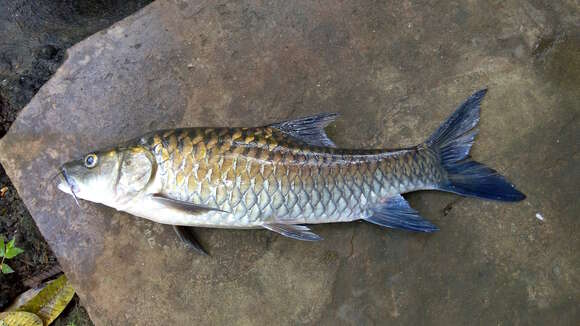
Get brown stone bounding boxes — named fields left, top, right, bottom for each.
left=0, top=0, right=578, bottom=324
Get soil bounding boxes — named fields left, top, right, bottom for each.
left=0, top=0, right=152, bottom=323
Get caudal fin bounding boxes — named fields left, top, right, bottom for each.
left=426, top=89, right=525, bottom=202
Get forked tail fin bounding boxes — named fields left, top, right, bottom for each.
left=426, top=89, right=525, bottom=201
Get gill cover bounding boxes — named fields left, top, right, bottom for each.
left=116, top=148, right=156, bottom=198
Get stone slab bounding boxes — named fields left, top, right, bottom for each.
left=0, top=0, right=578, bottom=324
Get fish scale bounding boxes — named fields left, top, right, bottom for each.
left=143, top=127, right=444, bottom=227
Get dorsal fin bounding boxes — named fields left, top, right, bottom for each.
left=269, top=113, right=338, bottom=148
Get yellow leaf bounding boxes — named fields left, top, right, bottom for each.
left=16, top=275, right=75, bottom=325
left=0, top=311, right=43, bottom=326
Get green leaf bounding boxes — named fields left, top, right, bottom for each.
left=7, top=238, right=15, bottom=249
left=1, top=263, right=14, bottom=274
left=0, top=237, right=5, bottom=257
left=5, top=247, right=24, bottom=259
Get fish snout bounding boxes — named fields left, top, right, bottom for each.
left=57, top=167, right=80, bottom=195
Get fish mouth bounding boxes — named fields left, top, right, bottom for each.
left=57, top=167, right=81, bottom=207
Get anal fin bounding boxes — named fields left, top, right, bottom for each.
left=263, top=223, right=322, bottom=241
left=365, top=194, right=439, bottom=232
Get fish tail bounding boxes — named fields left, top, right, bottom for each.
left=425, top=89, right=526, bottom=201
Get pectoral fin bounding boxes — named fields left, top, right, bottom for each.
left=269, top=113, right=338, bottom=148
left=365, top=194, right=439, bottom=232
left=152, top=194, right=228, bottom=214
left=172, top=225, right=208, bottom=256
left=263, top=223, right=322, bottom=241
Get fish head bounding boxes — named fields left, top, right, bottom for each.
left=58, top=145, right=156, bottom=207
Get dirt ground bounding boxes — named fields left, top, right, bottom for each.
left=0, top=0, right=152, bottom=322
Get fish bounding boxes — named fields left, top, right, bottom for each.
left=57, top=89, right=525, bottom=254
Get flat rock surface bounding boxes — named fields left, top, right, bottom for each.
left=1, top=0, right=578, bottom=324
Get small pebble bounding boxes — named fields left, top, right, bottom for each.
left=552, top=265, right=561, bottom=277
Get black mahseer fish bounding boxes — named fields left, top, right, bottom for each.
left=57, top=89, right=525, bottom=254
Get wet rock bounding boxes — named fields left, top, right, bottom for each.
left=0, top=0, right=578, bottom=325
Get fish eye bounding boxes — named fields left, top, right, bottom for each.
left=84, top=153, right=98, bottom=168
